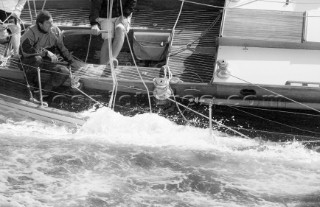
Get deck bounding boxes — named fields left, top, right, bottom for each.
left=17, top=6, right=221, bottom=84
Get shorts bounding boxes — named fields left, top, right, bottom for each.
left=98, top=14, right=132, bottom=39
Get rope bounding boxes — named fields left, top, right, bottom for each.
left=178, top=0, right=259, bottom=9
left=226, top=124, right=320, bottom=142
left=72, top=87, right=102, bottom=105
left=224, top=104, right=320, bottom=118
left=41, top=0, right=47, bottom=11
left=163, top=65, right=173, bottom=80
left=230, top=0, right=259, bottom=8
left=161, top=0, right=185, bottom=85
left=170, top=88, right=190, bottom=124
left=32, top=0, right=37, bottom=17
left=178, top=0, right=224, bottom=9
left=169, top=12, right=221, bottom=58
left=106, top=0, right=118, bottom=109
left=2, top=15, right=12, bottom=24
left=124, top=33, right=152, bottom=113
left=228, top=73, right=320, bottom=114
left=257, top=0, right=320, bottom=4
left=119, top=0, right=152, bottom=113
left=26, top=0, right=33, bottom=23
left=182, top=0, right=320, bottom=11
left=228, top=105, right=320, bottom=136
left=85, top=34, right=92, bottom=63
left=167, top=97, right=250, bottom=139
left=166, top=0, right=185, bottom=66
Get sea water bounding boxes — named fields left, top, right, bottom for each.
left=0, top=107, right=319, bottom=207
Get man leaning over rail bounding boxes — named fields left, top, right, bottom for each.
left=0, top=0, right=26, bottom=56
left=89, top=0, right=137, bottom=66
left=20, top=10, right=81, bottom=98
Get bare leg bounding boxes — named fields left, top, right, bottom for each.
left=8, top=24, right=21, bottom=55
left=100, top=39, right=111, bottom=64
left=100, top=27, right=125, bottom=65
left=112, top=26, right=125, bottom=59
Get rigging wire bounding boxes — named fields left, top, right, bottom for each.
left=26, top=0, right=33, bottom=23
left=120, top=0, right=153, bottom=113
left=167, top=97, right=251, bottom=139
left=178, top=0, right=320, bottom=18
left=32, top=0, right=37, bottom=18
left=85, top=34, right=92, bottom=63
left=223, top=104, right=320, bottom=118
left=181, top=0, right=320, bottom=9
left=41, top=0, right=47, bottom=11
left=166, top=0, right=185, bottom=66
left=227, top=105, right=320, bottom=135
left=256, top=0, right=320, bottom=4
left=170, top=88, right=190, bottom=124
left=106, top=0, right=118, bottom=109
left=226, top=125, right=320, bottom=142
left=179, top=0, right=260, bottom=9
left=228, top=73, right=320, bottom=114
left=230, top=0, right=260, bottom=8
left=169, top=12, right=221, bottom=58
left=72, top=87, right=102, bottom=105
left=178, top=0, right=224, bottom=9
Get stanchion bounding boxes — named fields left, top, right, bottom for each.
left=209, top=102, right=213, bottom=137
left=197, top=98, right=216, bottom=140
left=37, top=67, right=44, bottom=107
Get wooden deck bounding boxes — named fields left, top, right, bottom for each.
left=18, top=7, right=221, bottom=83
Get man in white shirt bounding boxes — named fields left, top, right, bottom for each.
left=90, top=0, right=137, bottom=66
left=0, top=0, right=26, bottom=56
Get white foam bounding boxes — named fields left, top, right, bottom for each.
left=1, top=106, right=320, bottom=203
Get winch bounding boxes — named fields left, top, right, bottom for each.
left=153, top=77, right=172, bottom=101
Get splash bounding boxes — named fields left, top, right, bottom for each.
left=0, top=107, right=320, bottom=207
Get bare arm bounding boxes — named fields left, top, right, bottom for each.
left=13, top=0, right=27, bottom=18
